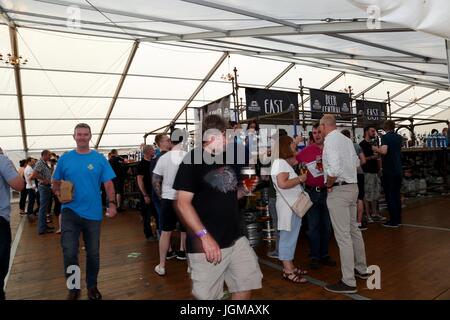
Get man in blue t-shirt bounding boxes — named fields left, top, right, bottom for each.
left=52, top=123, right=116, bottom=300
left=0, top=153, right=24, bottom=300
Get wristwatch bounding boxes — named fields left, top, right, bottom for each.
left=195, top=229, right=208, bottom=238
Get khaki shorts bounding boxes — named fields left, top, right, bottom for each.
left=188, top=236, right=263, bottom=300
left=364, top=173, right=381, bottom=201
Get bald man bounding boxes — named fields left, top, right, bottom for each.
left=319, top=114, right=369, bottom=294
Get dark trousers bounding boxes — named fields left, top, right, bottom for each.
left=305, top=188, right=332, bottom=260
left=140, top=195, right=158, bottom=239
left=382, top=174, right=403, bottom=225
left=47, top=193, right=61, bottom=215
left=19, top=185, right=27, bottom=211
left=61, top=208, right=101, bottom=290
left=151, top=191, right=162, bottom=233
left=0, top=217, right=12, bottom=300
left=26, top=189, right=37, bottom=215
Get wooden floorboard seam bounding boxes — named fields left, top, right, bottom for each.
left=258, top=258, right=371, bottom=301
left=4, top=215, right=26, bottom=292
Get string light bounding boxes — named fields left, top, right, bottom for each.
left=0, top=52, right=28, bottom=65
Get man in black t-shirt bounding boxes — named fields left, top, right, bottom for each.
left=109, top=149, right=125, bottom=211
left=373, top=120, right=403, bottom=228
left=173, top=115, right=262, bottom=300
left=136, top=145, right=158, bottom=241
left=359, top=126, right=385, bottom=223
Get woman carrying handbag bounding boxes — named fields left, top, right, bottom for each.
left=271, top=135, right=309, bottom=284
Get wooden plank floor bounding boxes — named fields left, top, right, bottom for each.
left=5, top=196, right=450, bottom=300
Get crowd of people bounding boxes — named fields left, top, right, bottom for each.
left=1, top=116, right=448, bottom=300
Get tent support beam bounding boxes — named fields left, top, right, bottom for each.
left=1, top=3, right=29, bottom=155
left=391, top=89, right=439, bottom=115
left=95, top=41, right=139, bottom=149
left=446, top=40, right=450, bottom=83
left=327, top=34, right=429, bottom=60
left=164, top=52, right=229, bottom=133
left=411, top=97, right=450, bottom=118
left=385, top=85, right=414, bottom=101
left=265, top=63, right=295, bottom=89
left=10, top=26, right=28, bottom=154
left=354, top=80, right=384, bottom=99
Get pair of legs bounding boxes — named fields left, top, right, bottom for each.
left=279, top=212, right=307, bottom=283
left=327, top=184, right=367, bottom=288
left=26, top=188, right=37, bottom=216
left=140, top=195, right=158, bottom=239
left=61, top=208, right=101, bottom=294
left=156, top=199, right=187, bottom=272
left=267, top=197, right=279, bottom=256
left=0, top=217, right=12, bottom=300
left=19, top=183, right=27, bottom=213
left=305, top=189, right=333, bottom=262
left=356, top=174, right=365, bottom=225
left=364, top=173, right=382, bottom=221
left=113, top=178, right=124, bottom=209
left=382, top=174, right=403, bottom=225
left=37, top=184, right=52, bottom=234
left=188, top=237, right=262, bottom=300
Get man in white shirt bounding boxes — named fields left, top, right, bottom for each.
left=152, top=134, right=188, bottom=276
left=320, top=114, right=369, bottom=294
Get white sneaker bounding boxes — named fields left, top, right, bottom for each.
left=154, top=264, right=166, bottom=276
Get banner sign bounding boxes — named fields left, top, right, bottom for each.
left=201, top=94, right=231, bottom=120
left=245, top=88, right=298, bottom=124
left=195, top=94, right=234, bottom=122
left=309, top=89, right=352, bottom=120
left=355, top=100, right=387, bottom=126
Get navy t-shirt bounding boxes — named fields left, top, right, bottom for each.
left=381, top=132, right=403, bottom=176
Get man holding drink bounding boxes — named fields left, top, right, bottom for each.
left=296, top=123, right=336, bottom=270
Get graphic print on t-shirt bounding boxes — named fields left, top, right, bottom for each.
left=203, top=166, right=238, bottom=193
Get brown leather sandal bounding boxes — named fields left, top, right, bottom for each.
left=294, top=267, right=308, bottom=275
left=283, top=270, right=308, bottom=284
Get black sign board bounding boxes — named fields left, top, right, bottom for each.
left=197, top=94, right=231, bottom=121
left=309, top=89, right=352, bottom=120
left=355, top=100, right=387, bottom=127
left=245, top=88, right=298, bottom=124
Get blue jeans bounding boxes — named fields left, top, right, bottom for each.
left=61, top=208, right=101, bottom=290
left=278, top=212, right=302, bottom=261
left=305, top=188, right=332, bottom=260
left=268, top=197, right=279, bottom=254
left=38, top=184, right=52, bottom=233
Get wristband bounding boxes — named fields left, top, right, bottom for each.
left=195, top=229, right=208, bottom=238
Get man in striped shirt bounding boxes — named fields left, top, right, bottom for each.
left=33, top=150, right=54, bottom=235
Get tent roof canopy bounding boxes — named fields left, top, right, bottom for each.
left=1, top=0, right=449, bottom=154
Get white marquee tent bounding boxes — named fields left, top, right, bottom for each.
left=1, top=0, right=450, bottom=163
